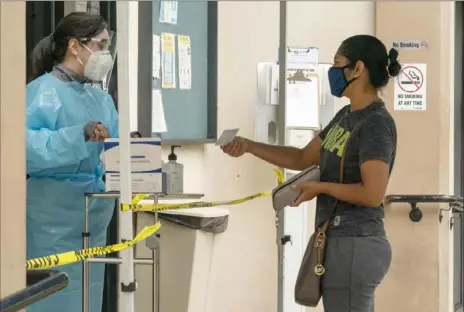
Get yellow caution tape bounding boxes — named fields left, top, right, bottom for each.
left=273, top=167, right=284, bottom=185
left=122, top=192, right=272, bottom=212
left=122, top=168, right=285, bottom=212
left=26, top=222, right=161, bottom=270
left=25, top=168, right=285, bottom=270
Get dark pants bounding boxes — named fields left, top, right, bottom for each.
left=321, top=236, right=392, bottom=312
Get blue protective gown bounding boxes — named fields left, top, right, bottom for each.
left=26, top=73, right=119, bottom=312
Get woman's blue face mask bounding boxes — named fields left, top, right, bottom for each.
left=328, top=64, right=358, bottom=98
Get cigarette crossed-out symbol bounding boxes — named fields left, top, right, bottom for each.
left=398, top=66, right=423, bottom=93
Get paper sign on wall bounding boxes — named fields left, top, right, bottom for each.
left=392, top=40, right=429, bottom=50
left=161, top=33, right=176, bottom=89
left=159, top=1, right=178, bottom=25
left=177, top=35, right=192, bottom=90
left=394, top=63, right=427, bottom=111
left=153, top=34, right=161, bottom=79
left=287, top=47, right=319, bottom=65
left=152, top=89, right=167, bottom=133
left=285, top=69, right=319, bottom=128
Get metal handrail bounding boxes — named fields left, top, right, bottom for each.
left=0, top=270, right=68, bottom=312
left=385, top=194, right=464, bottom=225
left=385, top=194, right=464, bottom=204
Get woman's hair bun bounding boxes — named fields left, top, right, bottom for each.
left=387, top=48, right=401, bottom=77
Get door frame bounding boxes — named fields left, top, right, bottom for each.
left=454, top=2, right=464, bottom=311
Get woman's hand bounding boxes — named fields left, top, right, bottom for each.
left=91, top=123, right=110, bottom=141
left=84, top=121, right=110, bottom=141
left=290, top=180, right=322, bottom=207
left=220, top=136, right=250, bottom=158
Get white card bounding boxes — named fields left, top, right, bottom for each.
left=215, top=128, right=239, bottom=146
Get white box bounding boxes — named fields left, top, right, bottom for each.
left=103, top=138, right=162, bottom=193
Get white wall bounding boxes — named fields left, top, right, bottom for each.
left=287, top=2, right=374, bottom=63
left=157, top=2, right=374, bottom=311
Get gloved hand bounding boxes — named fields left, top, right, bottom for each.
left=84, top=121, right=110, bottom=141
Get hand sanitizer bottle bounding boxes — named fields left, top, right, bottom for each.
left=162, top=145, right=184, bottom=194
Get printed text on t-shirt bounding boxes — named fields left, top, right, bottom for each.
left=321, top=124, right=351, bottom=157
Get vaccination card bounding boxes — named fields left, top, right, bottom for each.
left=215, top=128, right=240, bottom=146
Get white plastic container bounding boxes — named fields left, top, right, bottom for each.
left=134, top=206, right=230, bottom=312
left=103, top=138, right=162, bottom=193
left=162, top=145, right=184, bottom=194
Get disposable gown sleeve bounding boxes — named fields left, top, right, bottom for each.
left=108, top=97, right=119, bottom=139
left=26, top=91, right=89, bottom=174
left=99, top=96, right=119, bottom=167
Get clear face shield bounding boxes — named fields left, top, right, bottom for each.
left=102, top=30, right=117, bottom=92
left=88, top=30, right=117, bottom=92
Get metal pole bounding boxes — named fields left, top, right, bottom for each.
left=116, top=3, right=137, bottom=312
left=153, top=195, right=160, bottom=312
left=277, top=1, right=287, bottom=312
left=82, top=196, right=90, bottom=312
left=152, top=249, right=156, bottom=312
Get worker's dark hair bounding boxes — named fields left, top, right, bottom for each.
left=30, top=11, right=107, bottom=81
left=340, top=35, right=401, bottom=89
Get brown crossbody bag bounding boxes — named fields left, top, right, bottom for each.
left=294, top=106, right=379, bottom=307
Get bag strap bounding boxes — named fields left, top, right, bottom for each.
left=319, top=102, right=383, bottom=232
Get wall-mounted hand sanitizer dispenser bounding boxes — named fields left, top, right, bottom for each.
left=255, top=47, right=321, bottom=145
left=255, top=54, right=351, bottom=145
left=255, top=62, right=279, bottom=145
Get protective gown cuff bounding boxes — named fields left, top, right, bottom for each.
left=65, top=124, right=90, bottom=160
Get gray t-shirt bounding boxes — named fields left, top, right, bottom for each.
left=316, top=101, right=397, bottom=237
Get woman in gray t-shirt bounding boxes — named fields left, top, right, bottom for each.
left=221, top=34, right=400, bottom=312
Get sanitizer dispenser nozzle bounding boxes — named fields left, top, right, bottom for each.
left=168, top=145, right=181, bottom=161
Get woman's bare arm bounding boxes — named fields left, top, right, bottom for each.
left=247, top=136, right=322, bottom=171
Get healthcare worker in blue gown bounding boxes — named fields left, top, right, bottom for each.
left=26, top=12, right=118, bottom=312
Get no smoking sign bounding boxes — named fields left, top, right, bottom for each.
left=394, top=63, right=427, bottom=111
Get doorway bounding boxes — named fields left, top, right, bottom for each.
left=454, top=2, right=464, bottom=311
left=25, top=3, right=118, bottom=312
